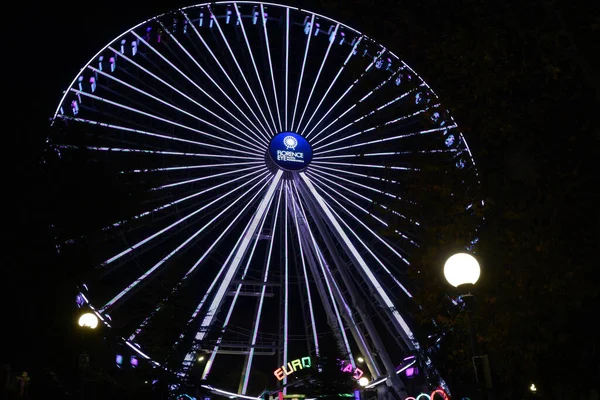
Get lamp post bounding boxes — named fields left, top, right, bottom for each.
left=76, top=312, right=99, bottom=400
left=443, top=253, right=487, bottom=400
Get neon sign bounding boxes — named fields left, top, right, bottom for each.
left=274, top=356, right=312, bottom=381
left=405, top=389, right=449, bottom=400
left=338, top=360, right=364, bottom=380
left=268, top=132, right=313, bottom=171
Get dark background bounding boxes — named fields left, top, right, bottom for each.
left=5, top=0, right=599, bottom=398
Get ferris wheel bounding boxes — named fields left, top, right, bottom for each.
left=51, top=2, right=480, bottom=398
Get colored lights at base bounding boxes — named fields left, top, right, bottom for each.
left=405, top=389, right=449, bottom=400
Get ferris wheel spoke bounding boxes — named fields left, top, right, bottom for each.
left=299, top=172, right=419, bottom=350
left=107, top=169, right=268, bottom=234
left=179, top=170, right=283, bottom=374
left=308, top=173, right=418, bottom=247
left=56, top=144, right=262, bottom=161
left=261, top=4, right=283, bottom=132
left=328, top=203, right=413, bottom=296
left=120, top=161, right=263, bottom=175
left=306, top=170, right=417, bottom=227
left=68, top=89, right=265, bottom=155
left=134, top=29, right=269, bottom=145
left=106, top=45, right=266, bottom=148
left=130, top=179, right=278, bottom=343
left=152, top=165, right=263, bottom=191
left=310, top=165, right=410, bottom=204
left=311, top=88, right=418, bottom=148
left=313, top=148, right=458, bottom=161
left=233, top=3, right=282, bottom=134
left=314, top=124, right=457, bottom=156
left=201, top=181, right=280, bottom=380
left=312, top=160, right=414, bottom=171
left=282, top=181, right=290, bottom=392
left=99, top=169, right=269, bottom=269
left=59, top=111, right=263, bottom=157
left=284, top=8, right=290, bottom=130
left=298, top=35, right=362, bottom=137
left=99, top=172, right=273, bottom=313
left=290, top=14, right=315, bottom=131
left=294, top=23, right=339, bottom=134
left=314, top=104, right=437, bottom=152
left=240, top=183, right=283, bottom=394
left=289, top=183, right=321, bottom=357
left=310, top=178, right=412, bottom=268
left=170, top=180, right=273, bottom=357
left=290, top=183, right=355, bottom=364
left=207, top=5, right=276, bottom=136
left=307, top=63, right=401, bottom=142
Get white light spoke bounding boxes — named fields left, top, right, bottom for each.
left=312, top=160, right=413, bottom=171
left=207, top=5, right=276, bottom=136
left=56, top=144, right=262, bottom=160
left=59, top=114, right=262, bottom=156
left=290, top=184, right=320, bottom=356
left=314, top=105, right=433, bottom=151
left=307, top=62, right=400, bottom=141
left=106, top=46, right=264, bottom=148
left=69, top=89, right=265, bottom=154
left=310, top=165, right=407, bottom=201
left=299, top=172, right=419, bottom=350
left=310, top=178, right=413, bottom=268
left=282, top=181, right=290, bottom=393
left=312, top=88, right=415, bottom=148
left=153, top=165, right=262, bottom=191
left=326, top=201, right=413, bottom=297
left=129, top=179, right=267, bottom=340
left=132, top=31, right=269, bottom=146
left=313, top=148, right=457, bottom=161
left=260, top=4, right=283, bottom=131
left=295, top=23, right=339, bottom=133
left=174, top=178, right=272, bottom=359
left=191, top=170, right=283, bottom=342
left=291, top=14, right=315, bottom=131
left=291, top=184, right=354, bottom=364
left=106, top=169, right=267, bottom=231
left=241, top=184, right=283, bottom=394
left=179, top=172, right=282, bottom=374
left=119, top=161, right=263, bottom=174
left=233, top=3, right=280, bottom=134
left=306, top=170, right=417, bottom=226
left=284, top=8, right=290, bottom=130
left=100, top=173, right=273, bottom=312
left=313, top=125, right=457, bottom=156
left=100, top=169, right=269, bottom=268
left=201, top=183, right=279, bottom=380
left=299, top=36, right=362, bottom=136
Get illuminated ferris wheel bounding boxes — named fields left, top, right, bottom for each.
left=51, top=2, right=480, bottom=399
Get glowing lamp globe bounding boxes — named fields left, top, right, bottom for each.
left=358, top=377, right=369, bottom=387
left=443, top=253, right=481, bottom=288
left=78, top=312, right=99, bottom=329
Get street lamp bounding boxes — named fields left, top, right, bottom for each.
left=443, top=253, right=480, bottom=288
left=529, top=384, right=537, bottom=393
left=78, top=312, right=99, bottom=329
left=443, top=253, right=487, bottom=400
left=358, top=377, right=369, bottom=387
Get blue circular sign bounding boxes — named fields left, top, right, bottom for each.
left=268, top=132, right=313, bottom=171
